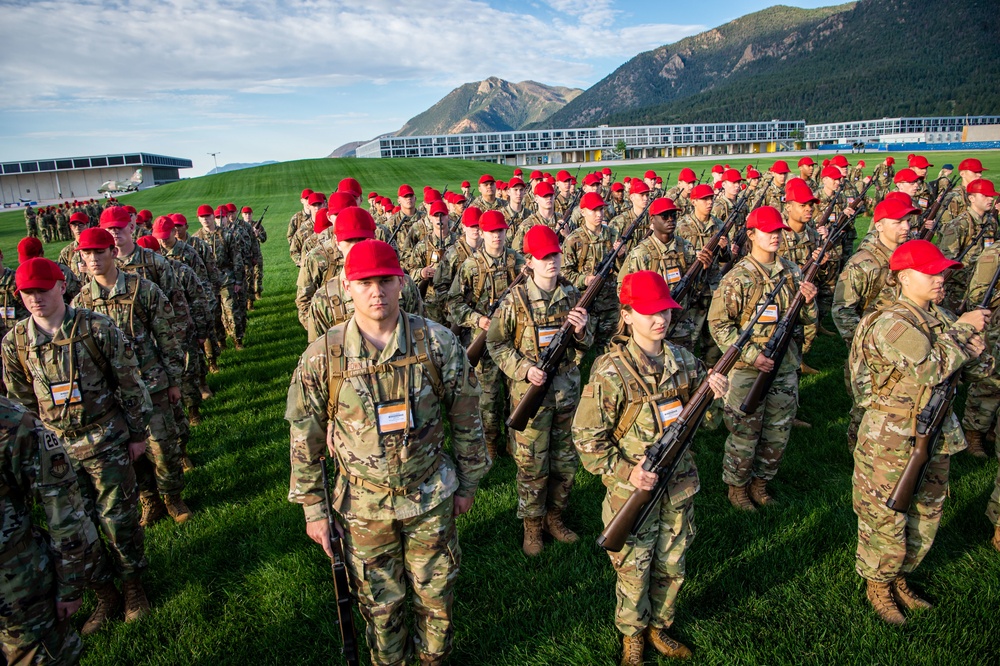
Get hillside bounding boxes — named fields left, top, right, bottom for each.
left=395, top=77, right=583, bottom=136
left=539, top=0, right=1000, bottom=129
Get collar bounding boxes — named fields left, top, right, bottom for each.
left=344, top=311, right=408, bottom=363
left=89, top=269, right=129, bottom=299
left=25, top=306, right=77, bottom=348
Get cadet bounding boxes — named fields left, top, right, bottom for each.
left=907, top=154, right=934, bottom=210
left=24, top=204, right=39, bottom=238
left=797, top=156, right=818, bottom=191
left=849, top=240, right=991, bottom=624
left=172, top=213, right=220, bottom=292
left=469, top=174, right=507, bottom=213
left=554, top=171, right=575, bottom=218
left=0, top=396, right=99, bottom=666
left=511, top=181, right=560, bottom=252
left=502, top=177, right=531, bottom=240
left=962, top=225, right=1000, bottom=460
left=761, top=160, right=791, bottom=209
left=574, top=271, right=728, bottom=665
left=406, top=201, right=455, bottom=324
left=561, top=192, right=621, bottom=354
left=194, top=203, right=246, bottom=352
left=871, top=156, right=896, bottom=205
left=288, top=239, right=488, bottom=666
left=58, top=212, right=93, bottom=280
left=608, top=182, right=627, bottom=218
left=0, top=248, right=29, bottom=354
left=434, top=207, right=482, bottom=331
left=287, top=188, right=314, bottom=244
left=664, top=168, right=697, bottom=216
left=609, top=180, right=650, bottom=260
left=297, top=197, right=356, bottom=329
left=241, top=205, right=267, bottom=302
left=217, top=204, right=251, bottom=333
left=938, top=178, right=998, bottom=310
left=941, top=157, right=986, bottom=225
left=2, top=257, right=153, bottom=634
left=487, top=225, right=594, bottom=556
left=712, top=169, right=747, bottom=230
left=290, top=192, right=325, bottom=267
left=18, top=236, right=81, bottom=305
left=708, top=207, right=818, bottom=510
left=449, top=210, right=525, bottom=458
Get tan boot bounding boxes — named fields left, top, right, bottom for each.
left=792, top=417, right=812, bottom=429
left=893, top=576, right=932, bottom=610
left=965, top=430, right=988, bottom=459
left=139, top=494, right=168, bottom=528
left=164, top=494, right=193, bottom=523
left=523, top=517, right=544, bottom=557
left=486, top=440, right=498, bottom=460
left=645, top=626, right=692, bottom=659
left=188, top=405, right=202, bottom=427
left=799, top=361, right=820, bottom=375
left=620, top=633, right=645, bottom=666
left=993, top=525, right=1000, bottom=553
left=81, top=582, right=121, bottom=636
left=234, top=339, right=244, bottom=351
left=727, top=484, right=756, bottom=512
left=748, top=478, right=776, bottom=506
left=419, top=656, right=443, bottom=666
left=544, top=509, right=580, bottom=544
left=208, top=361, right=220, bottom=374
left=817, top=323, right=836, bottom=337
left=866, top=579, right=905, bottom=625
left=123, top=578, right=150, bottom=622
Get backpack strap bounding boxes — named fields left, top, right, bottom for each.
left=324, top=326, right=347, bottom=421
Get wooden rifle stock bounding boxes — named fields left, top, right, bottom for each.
left=918, top=177, right=958, bottom=241
left=320, top=458, right=360, bottom=666
left=466, top=269, right=529, bottom=366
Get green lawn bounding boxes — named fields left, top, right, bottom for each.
left=0, top=152, right=998, bottom=665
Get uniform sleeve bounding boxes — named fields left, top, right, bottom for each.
left=435, top=328, right=489, bottom=497
left=708, top=274, right=760, bottom=366
left=790, top=264, right=818, bottom=351
left=285, top=343, right=332, bottom=523
left=965, top=251, right=1000, bottom=310
left=294, top=260, right=316, bottom=327
left=96, top=320, right=152, bottom=440
left=572, top=357, right=634, bottom=483
left=448, top=260, right=484, bottom=329
left=307, top=297, right=329, bottom=344
left=2, top=330, right=39, bottom=413
left=405, top=241, right=427, bottom=282
left=201, top=244, right=222, bottom=291
left=938, top=216, right=968, bottom=260
left=832, top=260, right=867, bottom=342
left=182, top=271, right=212, bottom=341
left=145, top=284, right=185, bottom=388
left=560, top=235, right=588, bottom=289
left=486, top=295, right=534, bottom=382
left=873, top=314, right=981, bottom=386
left=401, top=276, right=425, bottom=317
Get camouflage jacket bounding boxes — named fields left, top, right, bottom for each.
left=177, top=233, right=221, bottom=291
left=58, top=241, right=87, bottom=281
left=676, top=212, right=732, bottom=294
left=608, top=207, right=646, bottom=259
left=502, top=205, right=532, bottom=241
left=168, top=258, right=214, bottom=341
left=554, top=193, right=573, bottom=219
left=448, top=247, right=525, bottom=332
left=708, top=254, right=818, bottom=371
left=832, top=237, right=897, bottom=342
left=299, top=225, right=330, bottom=260
left=432, top=237, right=477, bottom=325
left=24, top=208, right=36, bottom=222
left=469, top=196, right=507, bottom=213
left=913, top=179, right=933, bottom=212
left=2, top=307, right=152, bottom=458
left=386, top=209, right=424, bottom=264
left=941, top=184, right=969, bottom=226
left=287, top=210, right=309, bottom=243
left=761, top=180, right=786, bottom=209
left=0, top=268, right=29, bottom=342
left=289, top=224, right=314, bottom=268
left=194, top=226, right=245, bottom=287
left=618, top=233, right=697, bottom=299
left=307, top=271, right=424, bottom=343
left=712, top=195, right=746, bottom=231
left=664, top=186, right=693, bottom=216
left=965, top=243, right=1000, bottom=366
left=72, top=271, right=183, bottom=394
left=287, top=312, right=488, bottom=522
left=573, top=337, right=704, bottom=507
left=871, top=163, right=895, bottom=190
left=405, top=232, right=457, bottom=308
left=849, top=295, right=993, bottom=454
left=561, top=223, right=621, bottom=312
left=116, top=244, right=188, bottom=335
left=939, top=208, right=995, bottom=298
left=0, top=397, right=98, bottom=601
left=777, top=222, right=841, bottom=287
left=511, top=211, right=559, bottom=253
left=814, top=187, right=853, bottom=229
left=233, top=219, right=260, bottom=264
left=295, top=237, right=343, bottom=326
left=161, top=239, right=211, bottom=290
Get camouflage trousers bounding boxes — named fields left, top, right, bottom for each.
left=852, top=426, right=949, bottom=582
left=25, top=218, right=38, bottom=239
left=251, top=258, right=264, bottom=298
left=75, top=445, right=146, bottom=582
left=592, top=307, right=621, bottom=355
left=476, top=354, right=506, bottom=447
left=961, top=374, right=1000, bottom=436
left=344, top=496, right=460, bottom=666
left=134, top=389, right=185, bottom=497
left=987, top=443, right=1000, bottom=528
left=687, top=301, right=722, bottom=367
left=509, top=372, right=580, bottom=519
left=181, top=345, right=206, bottom=410
left=0, top=535, right=83, bottom=666
left=172, top=402, right=191, bottom=458
left=845, top=363, right=863, bottom=452
left=602, top=494, right=695, bottom=637
left=217, top=284, right=246, bottom=343
left=722, top=367, right=797, bottom=487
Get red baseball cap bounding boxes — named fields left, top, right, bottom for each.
left=747, top=168, right=762, bottom=179
left=601, top=167, right=612, bottom=176
left=226, top=203, right=237, bottom=213
left=17, top=237, right=44, bottom=262
left=967, top=179, right=999, bottom=197
left=619, top=271, right=680, bottom=314
left=137, top=209, right=152, bottom=222
left=523, top=225, right=562, bottom=258
left=798, top=156, right=816, bottom=167
left=649, top=198, right=678, bottom=216
left=580, top=193, right=605, bottom=210
left=711, top=165, right=725, bottom=174
left=313, top=208, right=332, bottom=234
left=678, top=168, right=697, bottom=183
left=831, top=155, right=849, bottom=168
left=479, top=210, right=509, bottom=232
left=874, top=199, right=920, bottom=223
left=821, top=166, right=843, bottom=180
left=424, top=188, right=442, bottom=204
left=15, top=258, right=65, bottom=291
left=583, top=173, right=600, bottom=187
left=479, top=174, right=495, bottom=185
left=337, top=177, right=362, bottom=198
left=785, top=178, right=818, bottom=204
left=170, top=213, right=188, bottom=227
left=629, top=180, right=650, bottom=195
left=461, top=206, right=482, bottom=228
left=959, top=158, right=987, bottom=173
left=301, top=188, right=314, bottom=199
left=611, top=182, right=624, bottom=192
left=307, top=192, right=327, bottom=206
left=124, top=205, right=137, bottom=215
left=196, top=204, right=214, bottom=217
left=496, top=181, right=508, bottom=191
left=644, top=170, right=657, bottom=180
left=152, top=216, right=175, bottom=239
left=529, top=170, right=543, bottom=180
left=556, top=170, right=572, bottom=182
left=344, top=240, right=404, bottom=281
left=398, top=184, right=414, bottom=197
left=534, top=182, right=555, bottom=197
left=429, top=201, right=449, bottom=217
left=461, top=180, right=470, bottom=188
left=884, top=156, right=895, bottom=165
left=894, top=169, right=919, bottom=184
left=770, top=160, right=791, bottom=175
left=100, top=206, right=132, bottom=228
left=368, top=192, right=378, bottom=200
left=241, top=206, right=253, bottom=214
left=77, top=227, right=116, bottom=251
left=136, top=235, right=160, bottom=251
left=722, top=169, right=743, bottom=183
left=513, top=168, right=524, bottom=176
left=884, top=192, right=913, bottom=206
left=328, top=192, right=355, bottom=216
left=690, top=184, right=714, bottom=200
left=858, top=160, right=866, bottom=168
left=69, top=211, right=89, bottom=225
left=214, top=206, right=227, bottom=218
left=907, top=154, right=932, bottom=169
left=334, top=207, right=376, bottom=242
left=508, top=177, right=526, bottom=189
left=890, top=239, right=960, bottom=274
left=746, top=206, right=791, bottom=233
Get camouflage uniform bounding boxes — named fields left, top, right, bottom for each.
left=712, top=195, right=746, bottom=231
left=55, top=209, right=70, bottom=241
left=432, top=237, right=477, bottom=329
left=777, top=222, right=840, bottom=322
left=287, top=312, right=488, bottom=665
left=849, top=296, right=991, bottom=582
left=814, top=186, right=859, bottom=261
left=289, top=223, right=314, bottom=268
left=554, top=193, right=572, bottom=219
left=961, top=245, right=1000, bottom=442
left=221, top=222, right=251, bottom=337
left=561, top=223, right=620, bottom=353
left=510, top=212, right=559, bottom=254
left=761, top=180, right=785, bottom=210
left=940, top=184, right=969, bottom=226
left=55, top=264, right=81, bottom=306
left=708, top=255, right=817, bottom=488
left=487, top=278, right=595, bottom=518
left=0, top=268, right=29, bottom=353
left=24, top=206, right=38, bottom=238
left=2, top=306, right=152, bottom=584
left=449, top=247, right=525, bottom=451
left=72, top=272, right=186, bottom=503
left=664, top=187, right=692, bottom=216
left=405, top=232, right=457, bottom=324
left=468, top=197, right=507, bottom=214
left=502, top=206, right=532, bottom=243
left=608, top=208, right=646, bottom=260
left=938, top=208, right=995, bottom=310
left=573, top=338, right=703, bottom=636
left=676, top=212, right=732, bottom=364
left=193, top=226, right=245, bottom=349
left=287, top=210, right=309, bottom=244
left=307, top=271, right=424, bottom=343
left=870, top=163, right=895, bottom=205
left=39, top=209, right=55, bottom=243
left=58, top=241, right=87, bottom=282
left=0, top=397, right=99, bottom=666
left=388, top=210, right=425, bottom=267
left=248, top=216, right=268, bottom=298
left=295, top=236, right=343, bottom=329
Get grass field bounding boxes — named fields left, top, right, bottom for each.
left=1, top=151, right=999, bottom=665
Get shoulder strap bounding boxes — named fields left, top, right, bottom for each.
left=511, top=283, right=533, bottom=351
left=324, top=326, right=347, bottom=421
left=410, top=317, right=444, bottom=401
left=77, top=310, right=113, bottom=383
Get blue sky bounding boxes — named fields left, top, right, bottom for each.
left=0, top=0, right=838, bottom=175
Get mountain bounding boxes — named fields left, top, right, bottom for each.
left=537, top=0, right=1000, bottom=129
left=395, top=77, right=583, bottom=136
left=208, top=161, right=278, bottom=176
left=327, top=141, right=366, bottom=158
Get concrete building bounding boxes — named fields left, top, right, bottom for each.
left=0, top=152, right=192, bottom=205
left=805, top=115, right=1000, bottom=147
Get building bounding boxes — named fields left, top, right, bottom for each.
left=0, top=152, right=193, bottom=205
left=356, top=120, right=807, bottom=164
left=805, top=115, right=1000, bottom=147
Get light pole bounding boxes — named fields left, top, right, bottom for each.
left=208, top=152, right=221, bottom=174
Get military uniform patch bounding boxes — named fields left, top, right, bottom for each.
left=41, top=429, right=61, bottom=451
left=49, top=452, right=69, bottom=478
left=885, top=321, right=907, bottom=343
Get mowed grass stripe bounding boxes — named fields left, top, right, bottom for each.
left=0, top=153, right=997, bottom=664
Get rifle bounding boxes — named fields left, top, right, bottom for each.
left=466, top=268, right=529, bottom=366
left=553, top=187, right=584, bottom=237
left=918, top=177, right=958, bottom=241
left=697, top=169, right=706, bottom=184
left=386, top=213, right=409, bottom=249
left=598, top=276, right=788, bottom=552
left=815, top=178, right=848, bottom=232
left=885, top=258, right=1000, bottom=513
left=506, top=199, right=654, bottom=432
left=254, top=205, right=269, bottom=227
left=724, top=176, right=775, bottom=271
left=319, top=458, right=360, bottom=666
left=417, top=231, right=454, bottom=298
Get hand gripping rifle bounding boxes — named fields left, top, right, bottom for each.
left=319, top=457, right=360, bottom=666
left=598, top=276, right=788, bottom=552
left=553, top=187, right=585, bottom=237
left=506, top=199, right=654, bottom=432
left=886, top=258, right=1000, bottom=513
left=466, top=268, right=529, bottom=366
left=918, top=177, right=958, bottom=241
